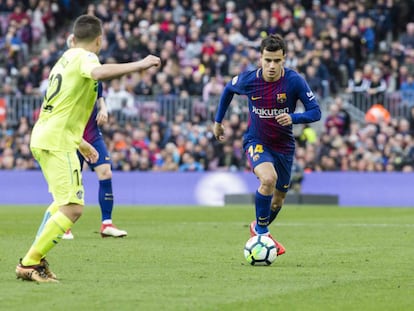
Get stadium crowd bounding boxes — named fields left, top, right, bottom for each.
left=1, top=0, right=414, bottom=184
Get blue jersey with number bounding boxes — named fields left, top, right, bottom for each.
left=83, top=82, right=103, bottom=144
left=215, top=67, right=321, bottom=155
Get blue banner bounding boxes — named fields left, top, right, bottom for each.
left=1, top=171, right=413, bottom=206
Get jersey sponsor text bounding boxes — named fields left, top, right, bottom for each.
left=252, top=106, right=289, bottom=118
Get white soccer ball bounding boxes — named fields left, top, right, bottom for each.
left=243, top=235, right=277, bottom=266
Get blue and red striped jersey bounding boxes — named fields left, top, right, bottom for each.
left=83, top=82, right=103, bottom=144
left=215, top=67, right=321, bottom=155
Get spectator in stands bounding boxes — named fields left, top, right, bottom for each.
left=0, top=0, right=16, bottom=13
left=112, top=36, right=133, bottom=63
left=1, top=147, right=15, bottom=169
left=156, top=150, right=179, bottom=171
left=400, top=22, right=414, bottom=50
left=5, top=22, right=27, bottom=68
left=284, top=48, right=299, bottom=70
left=360, top=16, right=376, bottom=58
left=310, top=56, right=330, bottom=97
left=16, top=65, right=37, bottom=95
left=297, top=124, right=318, bottom=148
left=216, top=142, right=240, bottom=171
left=334, top=96, right=352, bottom=135
left=345, top=68, right=369, bottom=106
left=133, top=72, right=153, bottom=96
left=325, top=102, right=347, bottom=136
left=19, top=17, right=33, bottom=53
left=380, top=54, right=400, bottom=92
left=158, top=142, right=180, bottom=170
left=39, top=0, right=58, bottom=41
left=179, top=152, right=204, bottom=172
left=105, top=78, right=137, bottom=117
left=3, top=0, right=414, bottom=175
left=366, top=67, right=387, bottom=106
left=202, top=76, right=224, bottom=103
left=400, top=74, right=414, bottom=105
left=27, top=57, right=43, bottom=88
left=1, top=81, right=16, bottom=95
left=304, top=64, right=324, bottom=97
left=183, top=30, right=202, bottom=63
left=320, top=48, right=340, bottom=95
left=347, top=24, right=364, bottom=70
left=8, top=2, right=30, bottom=28
left=186, top=69, right=204, bottom=96
left=409, top=106, right=414, bottom=135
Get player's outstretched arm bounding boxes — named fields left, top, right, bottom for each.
left=91, top=55, right=161, bottom=81
left=214, top=84, right=236, bottom=142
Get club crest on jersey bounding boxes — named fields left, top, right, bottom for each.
left=231, top=75, right=238, bottom=85
left=76, top=190, right=83, bottom=200
left=253, top=154, right=260, bottom=161
left=277, top=93, right=287, bottom=103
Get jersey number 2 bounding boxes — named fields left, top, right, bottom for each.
left=44, top=74, right=63, bottom=103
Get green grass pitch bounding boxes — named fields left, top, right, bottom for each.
left=1, top=204, right=413, bottom=311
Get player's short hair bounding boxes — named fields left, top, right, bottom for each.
left=260, top=34, right=286, bottom=55
left=73, top=15, right=102, bottom=43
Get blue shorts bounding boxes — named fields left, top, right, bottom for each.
left=244, top=140, right=293, bottom=193
left=78, top=137, right=111, bottom=170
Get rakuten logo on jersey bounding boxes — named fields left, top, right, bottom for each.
left=252, top=106, right=289, bottom=118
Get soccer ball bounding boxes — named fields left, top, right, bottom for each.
left=243, top=235, right=277, bottom=266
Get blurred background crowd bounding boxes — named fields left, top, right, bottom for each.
left=1, top=0, right=414, bottom=191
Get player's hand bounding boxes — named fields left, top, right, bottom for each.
left=96, top=108, right=108, bottom=126
left=96, top=97, right=108, bottom=126
left=79, top=139, right=99, bottom=164
left=275, top=113, right=292, bottom=126
left=213, top=122, right=225, bottom=141
left=139, top=55, right=161, bottom=70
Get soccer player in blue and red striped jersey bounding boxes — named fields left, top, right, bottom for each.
left=64, top=81, right=128, bottom=239
left=214, top=34, right=321, bottom=256
left=60, top=34, right=127, bottom=240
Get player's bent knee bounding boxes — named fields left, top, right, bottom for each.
left=95, top=164, right=112, bottom=180
left=260, top=175, right=277, bottom=189
left=60, top=204, right=84, bottom=222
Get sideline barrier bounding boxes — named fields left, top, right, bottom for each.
left=301, top=172, right=414, bottom=207
left=0, top=171, right=413, bottom=207
left=224, top=193, right=339, bottom=205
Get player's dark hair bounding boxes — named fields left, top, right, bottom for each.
left=260, top=34, right=286, bottom=55
left=73, top=15, right=102, bottom=43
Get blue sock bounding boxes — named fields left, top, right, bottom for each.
left=255, top=190, right=272, bottom=234
left=99, top=179, right=113, bottom=222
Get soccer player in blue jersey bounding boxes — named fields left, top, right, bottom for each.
left=16, top=15, right=160, bottom=283
left=213, top=34, right=321, bottom=256
left=62, top=81, right=127, bottom=239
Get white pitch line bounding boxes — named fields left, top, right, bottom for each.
left=181, top=222, right=414, bottom=227
left=280, top=223, right=414, bottom=227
